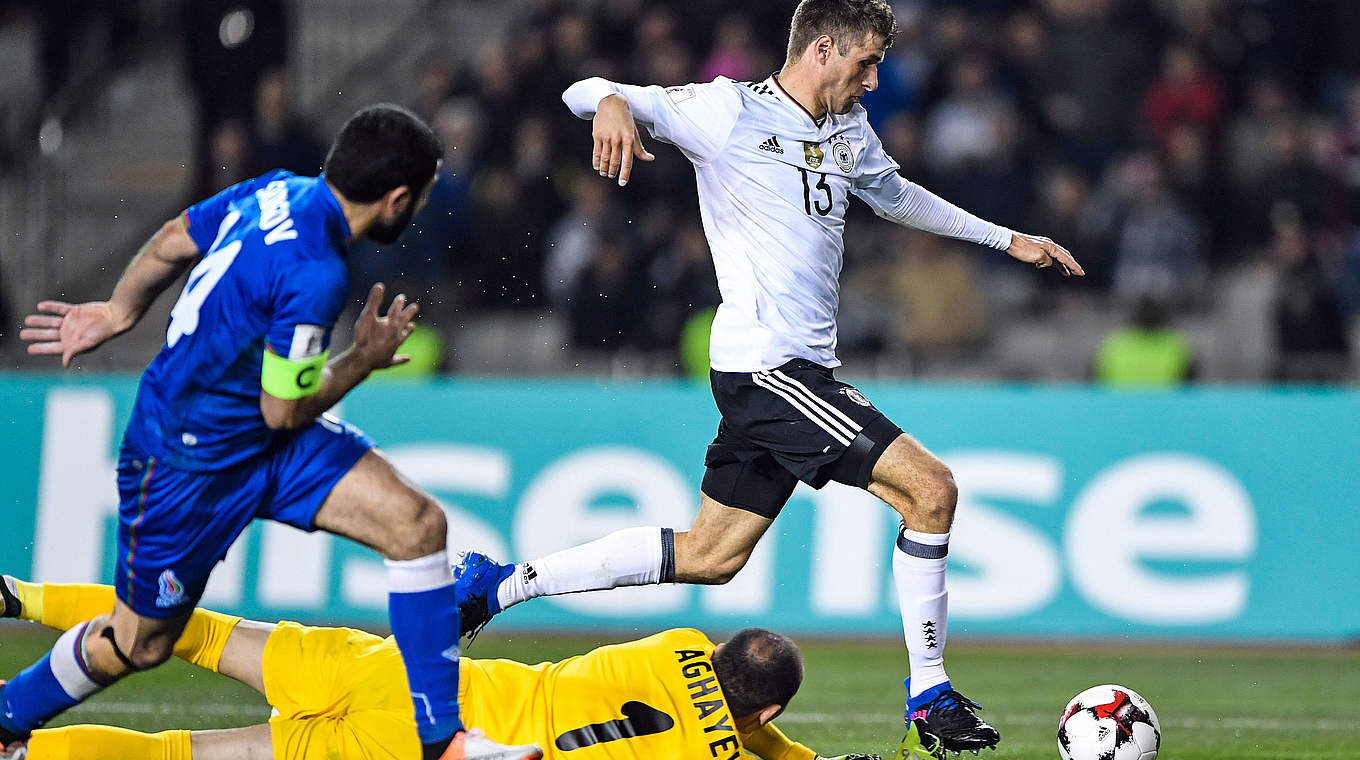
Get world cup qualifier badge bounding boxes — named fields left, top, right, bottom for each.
left=831, top=136, right=855, bottom=172
left=803, top=141, right=824, bottom=169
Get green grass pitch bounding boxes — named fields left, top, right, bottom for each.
left=2, top=624, right=1356, bottom=759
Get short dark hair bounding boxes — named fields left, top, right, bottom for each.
left=713, top=628, right=804, bottom=718
left=323, top=103, right=443, bottom=203
left=786, top=0, right=897, bottom=62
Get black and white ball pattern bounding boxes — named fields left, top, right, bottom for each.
left=1057, top=684, right=1161, bottom=760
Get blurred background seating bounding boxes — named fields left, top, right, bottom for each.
left=3, top=0, right=1359, bottom=385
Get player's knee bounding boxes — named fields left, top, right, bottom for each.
left=89, top=625, right=174, bottom=675
left=128, top=638, right=176, bottom=671
left=919, top=462, right=958, bottom=519
left=385, top=494, right=447, bottom=559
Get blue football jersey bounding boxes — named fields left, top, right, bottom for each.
left=123, top=171, right=352, bottom=471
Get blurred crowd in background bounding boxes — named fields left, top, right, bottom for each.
left=4, top=0, right=1360, bottom=383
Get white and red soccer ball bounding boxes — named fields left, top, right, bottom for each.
left=1057, top=684, right=1161, bottom=760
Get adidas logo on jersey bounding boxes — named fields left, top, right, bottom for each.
left=758, top=135, right=784, bottom=154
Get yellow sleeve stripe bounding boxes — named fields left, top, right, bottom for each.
left=261, top=347, right=327, bottom=399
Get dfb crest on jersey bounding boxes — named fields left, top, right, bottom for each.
left=803, top=141, right=824, bottom=169
left=841, top=387, right=872, bottom=407
left=831, top=136, right=855, bottom=172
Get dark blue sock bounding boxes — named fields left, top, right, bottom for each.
left=387, top=555, right=464, bottom=745
left=1, top=624, right=106, bottom=736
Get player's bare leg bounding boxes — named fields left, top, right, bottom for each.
left=315, top=450, right=541, bottom=759
left=868, top=434, right=999, bottom=754
left=3, top=579, right=271, bottom=760
left=84, top=602, right=192, bottom=677
left=313, top=448, right=468, bottom=755
left=182, top=632, right=274, bottom=760
left=0, top=586, right=189, bottom=748
left=455, top=493, right=773, bottom=641
left=189, top=726, right=274, bottom=760
left=673, top=496, right=774, bottom=584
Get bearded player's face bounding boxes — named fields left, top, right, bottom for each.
left=367, top=172, right=438, bottom=245
left=825, top=35, right=886, bottom=114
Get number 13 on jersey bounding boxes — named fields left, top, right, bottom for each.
left=797, top=167, right=835, bottom=217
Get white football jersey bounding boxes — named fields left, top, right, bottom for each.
left=564, top=75, right=1013, bottom=372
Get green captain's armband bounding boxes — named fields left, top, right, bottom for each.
left=261, top=346, right=329, bottom=399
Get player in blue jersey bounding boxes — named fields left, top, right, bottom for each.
left=11, top=104, right=542, bottom=760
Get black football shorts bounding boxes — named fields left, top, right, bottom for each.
left=701, top=358, right=903, bottom=519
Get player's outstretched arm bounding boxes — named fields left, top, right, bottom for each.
left=19, top=217, right=200, bottom=366
left=564, top=76, right=740, bottom=186
left=742, top=721, right=818, bottom=760
left=259, top=282, right=417, bottom=430
left=741, top=720, right=890, bottom=760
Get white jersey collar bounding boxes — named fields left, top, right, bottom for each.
left=767, top=74, right=827, bottom=128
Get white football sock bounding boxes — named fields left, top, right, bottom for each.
left=893, top=525, right=951, bottom=699
left=497, top=526, right=674, bottom=610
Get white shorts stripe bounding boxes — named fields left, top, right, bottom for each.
left=769, top=369, right=863, bottom=432
left=751, top=372, right=855, bottom=445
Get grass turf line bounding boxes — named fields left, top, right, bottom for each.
left=1, top=626, right=1356, bottom=759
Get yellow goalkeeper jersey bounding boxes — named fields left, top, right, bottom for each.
left=459, top=628, right=747, bottom=760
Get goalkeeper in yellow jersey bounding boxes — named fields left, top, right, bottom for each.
left=0, top=577, right=942, bottom=760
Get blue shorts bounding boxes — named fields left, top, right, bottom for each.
left=115, top=416, right=373, bottom=618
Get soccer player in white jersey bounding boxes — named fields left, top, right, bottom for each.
left=455, top=1, right=1082, bottom=754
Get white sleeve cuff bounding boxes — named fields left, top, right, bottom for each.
left=562, top=77, right=621, bottom=119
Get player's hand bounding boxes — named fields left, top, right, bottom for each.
left=351, top=283, right=418, bottom=371
left=1005, top=232, right=1084, bottom=277
left=20, top=300, right=124, bottom=367
left=592, top=94, right=654, bottom=187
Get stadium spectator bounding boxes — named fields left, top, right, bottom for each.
left=183, top=0, right=288, bottom=198
left=416, top=52, right=459, bottom=122
left=1269, top=209, right=1350, bottom=381
left=251, top=68, right=324, bottom=178
left=462, top=166, right=548, bottom=310
left=37, top=0, right=137, bottom=100
left=1094, top=294, right=1197, bottom=386
left=1039, top=0, right=1153, bottom=170
left=544, top=173, right=612, bottom=313
left=569, top=233, right=647, bottom=351
left=1235, top=116, right=1336, bottom=250
left=1108, top=153, right=1208, bottom=307
left=1336, top=76, right=1360, bottom=222
left=1161, top=122, right=1231, bottom=264
left=922, top=55, right=1015, bottom=175
left=1142, top=41, right=1225, bottom=152
left=1224, top=72, right=1298, bottom=190
left=302, top=0, right=1360, bottom=382
left=645, top=220, right=720, bottom=353
left=699, top=14, right=763, bottom=83
left=888, top=229, right=989, bottom=356
left=349, top=99, right=484, bottom=323
left=203, top=118, right=254, bottom=194
left=1026, top=163, right=1110, bottom=293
